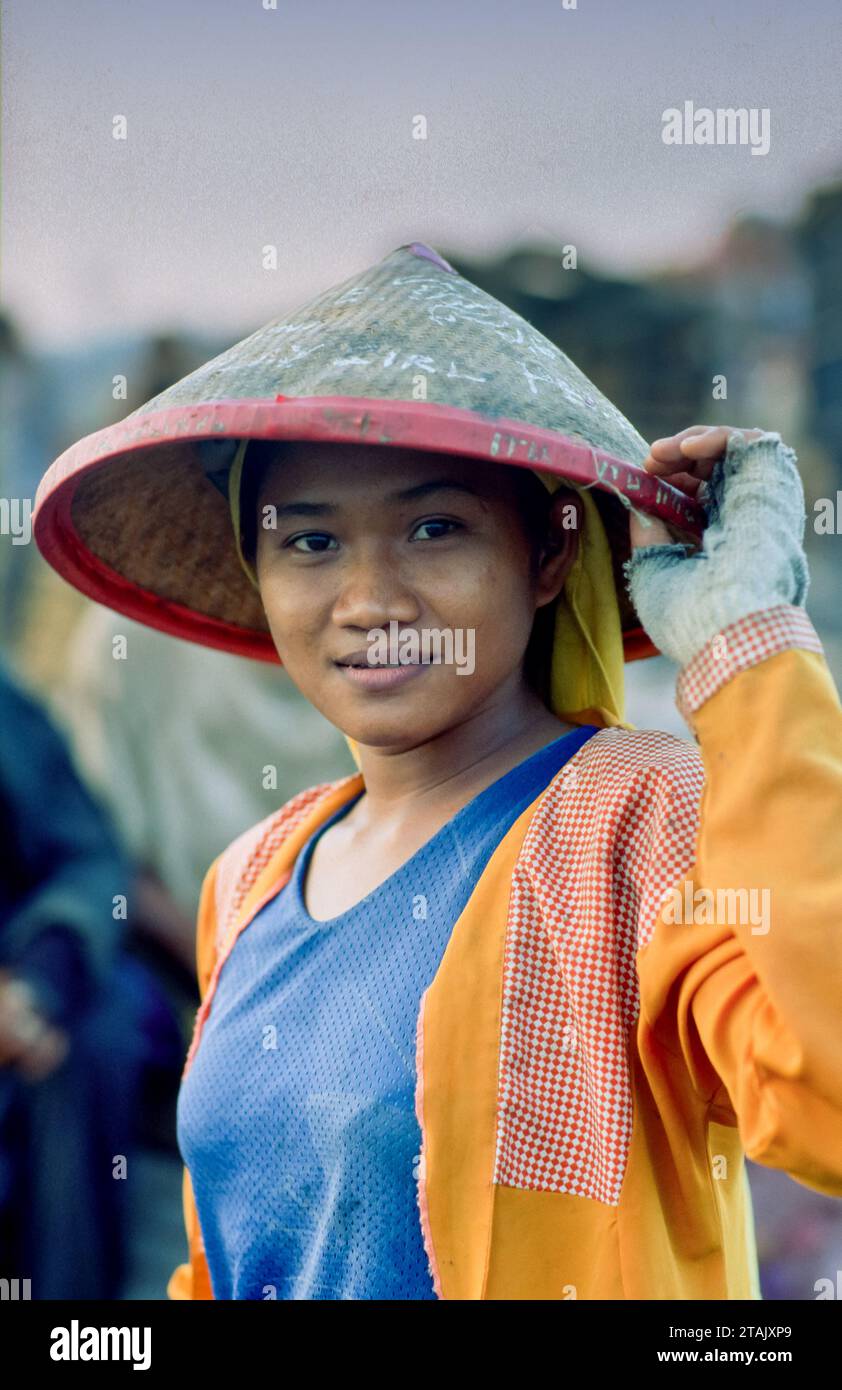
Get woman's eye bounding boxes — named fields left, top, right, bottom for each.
left=411, top=518, right=462, bottom=541
left=287, top=533, right=338, bottom=553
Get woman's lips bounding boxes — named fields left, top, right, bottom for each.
left=334, top=661, right=431, bottom=690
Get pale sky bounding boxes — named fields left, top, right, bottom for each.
left=3, top=0, right=841, bottom=348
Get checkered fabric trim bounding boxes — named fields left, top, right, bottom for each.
left=212, top=775, right=359, bottom=956
left=182, top=774, right=359, bottom=1082
left=494, top=727, right=704, bottom=1204
left=676, top=604, right=823, bottom=723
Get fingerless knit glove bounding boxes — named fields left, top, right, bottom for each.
left=623, top=430, right=810, bottom=669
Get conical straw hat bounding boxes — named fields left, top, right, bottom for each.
left=33, top=241, right=703, bottom=664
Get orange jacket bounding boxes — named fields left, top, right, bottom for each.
left=169, top=604, right=842, bottom=1299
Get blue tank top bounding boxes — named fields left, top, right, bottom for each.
left=177, top=724, right=597, bottom=1299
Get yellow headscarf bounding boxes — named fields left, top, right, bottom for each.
left=227, top=438, right=629, bottom=771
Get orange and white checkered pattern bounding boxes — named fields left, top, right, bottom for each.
left=676, top=604, right=822, bottom=722
left=494, top=727, right=705, bottom=1204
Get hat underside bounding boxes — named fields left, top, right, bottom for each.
left=34, top=395, right=703, bottom=663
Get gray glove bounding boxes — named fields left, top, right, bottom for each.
left=623, top=430, right=810, bottom=669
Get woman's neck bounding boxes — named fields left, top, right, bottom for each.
left=347, top=681, right=577, bottom=825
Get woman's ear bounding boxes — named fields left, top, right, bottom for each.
left=534, top=488, right=583, bottom=608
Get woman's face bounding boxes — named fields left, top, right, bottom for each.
left=253, top=442, right=580, bottom=753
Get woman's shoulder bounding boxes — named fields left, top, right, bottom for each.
left=222, top=773, right=356, bottom=866
left=523, top=727, right=706, bottom=941
left=531, top=724, right=705, bottom=839
left=566, top=722, right=705, bottom=789
left=208, top=773, right=361, bottom=953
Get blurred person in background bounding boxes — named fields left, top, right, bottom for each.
left=0, top=655, right=159, bottom=1298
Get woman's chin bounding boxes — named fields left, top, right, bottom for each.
left=339, top=709, right=467, bottom=755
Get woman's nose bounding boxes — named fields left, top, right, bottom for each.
left=330, top=549, right=419, bottom=629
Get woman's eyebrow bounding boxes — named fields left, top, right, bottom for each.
left=272, top=501, right=334, bottom=518
left=271, top=480, right=484, bottom=518
left=392, top=480, right=485, bottom=503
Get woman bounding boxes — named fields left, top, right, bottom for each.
left=32, top=242, right=842, bottom=1300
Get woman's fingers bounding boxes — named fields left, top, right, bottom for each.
left=632, top=425, right=768, bottom=549
left=646, top=425, right=714, bottom=468
left=642, top=425, right=764, bottom=483
left=677, top=425, right=762, bottom=461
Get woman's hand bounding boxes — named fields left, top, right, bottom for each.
left=629, top=425, right=764, bottom=548
left=624, top=424, right=809, bottom=669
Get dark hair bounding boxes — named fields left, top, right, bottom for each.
left=511, top=469, right=569, bottom=702
left=238, top=440, right=276, bottom=570
left=509, top=468, right=558, bottom=573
